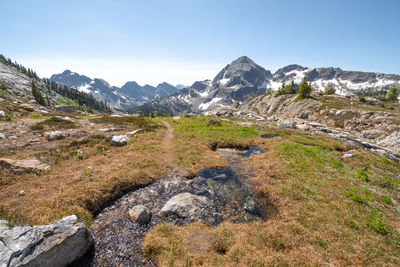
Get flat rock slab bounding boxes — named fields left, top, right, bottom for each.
left=0, top=158, right=50, bottom=174
left=0, top=215, right=94, bottom=267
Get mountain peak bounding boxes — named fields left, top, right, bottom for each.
left=61, top=69, right=76, bottom=75
left=232, top=55, right=253, bottom=65
left=211, top=56, right=272, bottom=88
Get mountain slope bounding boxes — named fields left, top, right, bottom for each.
left=268, top=64, right=400, bottom=95
left=136, top=56, right=272, bottom=115
left=0, top=58, right=110, bottom=113
left=51, top=71, right=181, bottom=110
left=136, top=56, right=400, bottom=115
left=51, top=70, right=137, bottom=109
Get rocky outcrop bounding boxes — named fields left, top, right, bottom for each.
left=0, top=158, right=50, bottom=174
left=111, top=135, right=129, bottom=146
left=0, top=215, right=93, bottom=267
left=128, top=205, right=152, bottom=225
left=0, top=61, right=54, bottom=102
left=362, top=129, right=385, bottom=140
left=160, top=193, right=208, bottom=219
left=48, top=131, right=70, bottom=141
left=306, top=122, right=400, bottom=162
left=378, top=131, right=400, bottom=154
left=239, top=94, right=321, bottom=119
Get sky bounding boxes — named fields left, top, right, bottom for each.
left=1, top=0, right=399, bottom=87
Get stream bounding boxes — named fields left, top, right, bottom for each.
left=79, top=146, right=266, bottom=266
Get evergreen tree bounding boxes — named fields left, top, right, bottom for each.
left=275, top=80, right=296, bottom=97
left=285, top=80, right=296, bottom=94
left=297, top=76, right=312, bottom=100
left=31, top=80, right=46, bottom=106
left=46, top=93, right=51, bottom=106
left=387, top=87, right=399, bottom=101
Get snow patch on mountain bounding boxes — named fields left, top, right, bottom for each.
left=199, top=97, right=222, bottom=110
left=219, top=78, right=230, bottom=85
left=77, top=83, right=91, bottom=94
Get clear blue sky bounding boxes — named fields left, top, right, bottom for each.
left=1, top=0, right=399, bottom=87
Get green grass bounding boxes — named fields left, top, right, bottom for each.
left=144, top=119, right=400, bottom=266
left=345, top=218, right=361, bottom=229
left=356, top=170, right=371, bottom=182
left=56, top=98, right=79, bottom=107
left=171, top=116, right=262, bottom=149
left=29, top=115, right=48, bottom=120
left=367, top=213, right=391, bottom=235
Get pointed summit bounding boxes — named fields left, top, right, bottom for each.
left=212, top=56, right=272, bottom=88
left=231, top=55, right=254, bottom=65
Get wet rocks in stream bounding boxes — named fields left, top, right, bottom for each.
left=89, top=147, right=266, bottom=266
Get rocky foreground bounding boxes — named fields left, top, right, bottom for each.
left=0, top=215, right=93, bottom=266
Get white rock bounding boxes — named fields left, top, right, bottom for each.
left=111, top=135, right=129, bottom=146
left=0, top=110, right=5, bottom=117
left=0, top=133, right=5, bottom=139
left=160, top=192, right=208, bottom=219
left=126, top=129, right=142, bottom=135
left=51, top=116, right=74, bottom=123
left=48, top=131, right=70, bottom=141
left=342, top=154, right=355, bottom=159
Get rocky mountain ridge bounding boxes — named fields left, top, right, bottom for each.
left=0, top=61, right=60, bottom=103
left=137, top=56, right=400, bottom=115
left=50, top=70, right=180, bottom=109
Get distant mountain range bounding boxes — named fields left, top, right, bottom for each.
left=50, top=70, right=181, bottom=109
left=50, top=57, right=400, bottom=114
left=136, top=56, right=400, bottom=115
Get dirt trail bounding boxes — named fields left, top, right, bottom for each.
left=161, top=121, right=187, bottom=176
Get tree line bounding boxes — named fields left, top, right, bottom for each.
left=273, top=76, right=399, bottom=103
left=1, top=54, right=111, bottom=113
left=41, top=79, right=111, bottom=113
left=0, top=54, right=40, bottom=80
left=274, top=77, right=313, bottom=100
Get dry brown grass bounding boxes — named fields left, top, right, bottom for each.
left=0, top=117, right=234, bottom=226
left=144, top=128, right=400, bottom=266
left=0, top=129, right=168, bottom=225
